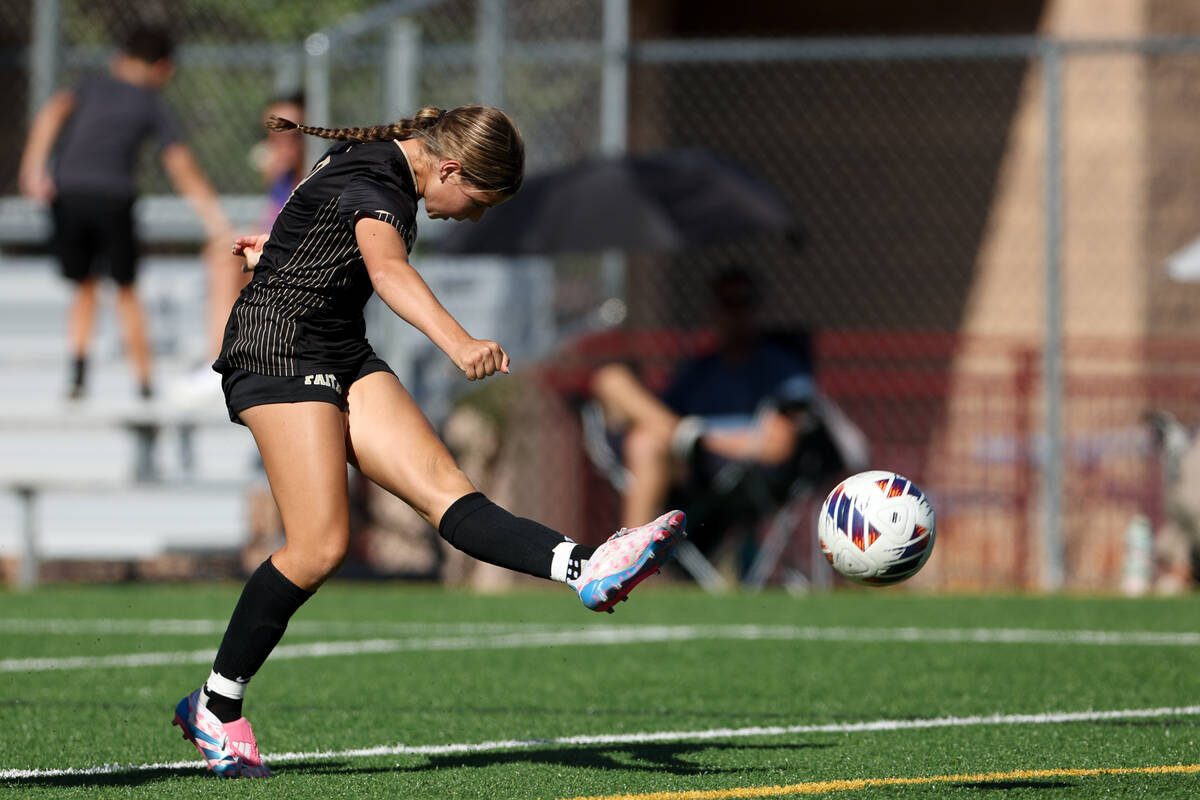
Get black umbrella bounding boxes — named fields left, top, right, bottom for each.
left=432, top=148, right=798, bottom=256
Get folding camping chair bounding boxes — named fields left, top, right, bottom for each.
left=580, top=377, right=870, bottom=593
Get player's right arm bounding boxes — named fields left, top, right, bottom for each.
left=18, top=89, right=76, bottom=203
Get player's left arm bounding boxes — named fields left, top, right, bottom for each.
left=356, top=216, right=508, bottom=380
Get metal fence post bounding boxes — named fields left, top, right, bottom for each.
left=1041, top=38, right=1065, bottom=590
left=273, top=48, right=303, bottom=97
left=601, top=0, right=628, bottom=157
left=476, top=0, right=506, bottom=108
left=304, top=32, right=332, bottom=169
left=28, top=0, right=60, bottom=125
left=384, top=19, right=420, bottom=120
left=600, top=0, right=630, bottom=305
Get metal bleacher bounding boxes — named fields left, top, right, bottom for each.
left=0, top=194, right=558, bottom=589
left=0, top=195, right=268, bottom=588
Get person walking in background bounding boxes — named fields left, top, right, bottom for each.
left=171, top=104, right=687, bottom=778
left=18, top=24, right=232, bottom=402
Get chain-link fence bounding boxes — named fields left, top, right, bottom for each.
left=4, top=0, right=1200, bottom=592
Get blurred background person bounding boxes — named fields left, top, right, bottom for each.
left=1143, top=410, right=1200, bottom=593
left=250, top=92, right=308, bottom=230
left=18, top=23, right=231, bottom=402
left=587, top=266, right=865, bottom=564
left=173, top=92, right=309, bottom=407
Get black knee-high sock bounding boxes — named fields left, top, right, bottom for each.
left=206, top=558, right=313, bottom=721
left=439, top=492, right=595, bottom=580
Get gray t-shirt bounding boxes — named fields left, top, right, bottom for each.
left=52, top=73, right=183, bottom=197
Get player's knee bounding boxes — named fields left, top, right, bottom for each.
left=286, top=526, right=350, bottom=581
left=590, top=362, right=636, bottom=398
left=625, top=425, right=671, bottom=466
left=307, top=539, right=349, bottom=582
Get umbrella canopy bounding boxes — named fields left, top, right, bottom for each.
left=432, top=149, right=798, bottom=256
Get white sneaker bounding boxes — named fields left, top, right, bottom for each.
left=167, top=365, right=222, bottom=411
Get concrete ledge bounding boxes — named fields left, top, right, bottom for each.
left=0, top=194, right=268, bottom=246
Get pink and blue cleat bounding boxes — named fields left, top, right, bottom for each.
left=575, top=509, right=686, bottom=613
left=173, top=689, right=272, bottom=778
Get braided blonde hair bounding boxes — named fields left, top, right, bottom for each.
left=266, top=105, right=524, bottom=196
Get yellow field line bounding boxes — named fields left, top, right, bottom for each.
left=558, top=763, right=1200, bottom=800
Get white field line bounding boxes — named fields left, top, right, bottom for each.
left=3, top=622, right=1200, bottom=673
left=3, top=703, right=1199, bottom=781
left=0, top=618, right=559, bottom=636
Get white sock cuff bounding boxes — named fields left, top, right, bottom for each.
left=206, top=670, right=247, bottom=700
left=550, top=540, right=577, bottom=583
left=671, top=415, right=706, bottom=460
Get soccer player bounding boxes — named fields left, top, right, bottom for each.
left=171, top=105, right=687, bottom=778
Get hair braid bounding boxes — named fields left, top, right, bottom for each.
left=265, top=107, right=443, bottom=143
left=264, top=104, right=523, bottom=196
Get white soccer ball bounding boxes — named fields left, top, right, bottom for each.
left=818, top=470, right=936, bottom=585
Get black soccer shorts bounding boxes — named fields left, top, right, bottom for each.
left=219, top=354, right=395, bottom=425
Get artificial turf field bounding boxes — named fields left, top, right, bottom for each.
left=1, top=582, right=1198, bottom=798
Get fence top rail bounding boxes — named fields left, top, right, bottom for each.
left=633, top=35, right=1200, bottom=63
left=13, top=33, right=1200, bottom=71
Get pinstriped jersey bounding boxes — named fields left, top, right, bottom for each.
left=214, top=139, right=419, bottom=377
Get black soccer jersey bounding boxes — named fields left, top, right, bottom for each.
left=214, top=139, right=420, bottom=377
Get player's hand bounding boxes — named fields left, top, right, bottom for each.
left=232, top=233, right=270, bottom=271
left=18, top=167, right=55, bottom=204
left=453, top=338, right=509, bottom=381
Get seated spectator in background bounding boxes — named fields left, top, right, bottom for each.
left=172, top=92, right=309, bottom=407
left=588, top=266, right=863, bottom=556
left=205, top=92, right=308, bottom=365
left=249, top=92, right=308, bottom=230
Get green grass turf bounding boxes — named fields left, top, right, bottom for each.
left=1, top=582, right=1198, bottom=799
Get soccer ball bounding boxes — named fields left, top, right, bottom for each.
left=818, top=470, right=936, bottom=585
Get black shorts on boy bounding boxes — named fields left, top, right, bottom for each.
left=51, top=193, right=139, bottom=286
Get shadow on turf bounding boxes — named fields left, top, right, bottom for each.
left=7, top=742, right=832, bottom=789
left=286, top=740, right=834, bottom=777
left=952, top=780, right=1076, bottom=790
left=6, top=766, right=205, bottom=790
